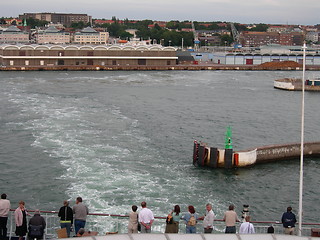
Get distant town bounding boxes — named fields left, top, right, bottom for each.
left=0, top=12, right=320, bottom=47
left=1, top=12, right=320, bottom=71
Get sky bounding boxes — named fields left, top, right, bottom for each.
left=1, top=0, right=319, bottom=25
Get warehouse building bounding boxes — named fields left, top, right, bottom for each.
left=0, top=44, right=177, bottom=67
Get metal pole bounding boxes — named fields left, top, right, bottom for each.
left=298, top=42, right=306, bottom=236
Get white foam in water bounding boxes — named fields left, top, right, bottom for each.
left=5, top=86, right=185, bottom=221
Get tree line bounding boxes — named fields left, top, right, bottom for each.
left=0, top=16, right=274, bottom=47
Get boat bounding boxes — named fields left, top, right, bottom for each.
left=274, top=78, right=320, bottom=91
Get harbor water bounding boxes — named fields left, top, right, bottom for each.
left=0, top=70, right=320, bottom=232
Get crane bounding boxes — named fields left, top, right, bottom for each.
left=192, top=21, right=200, bottom=51
left=230, top=22, right=242, bottom=49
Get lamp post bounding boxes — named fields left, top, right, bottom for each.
left=169, top=40, right=171, bottom=46
left=298, top=42, right=307, bottom=237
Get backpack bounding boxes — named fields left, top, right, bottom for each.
left=188, top=214, right=197, bottom=226
left=29, top=225, right=43, bottom=238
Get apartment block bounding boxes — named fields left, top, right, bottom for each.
left=36, top=26, right=71, bottom=44
left=19, top=13, right=92, bottom=26
left=73, top=27, right=109, bottom=45
left=240, top=32, right=280, bottom=47
left=240, top=31, right=305, bottom=47
left=0, top=25, right=29, bottom=43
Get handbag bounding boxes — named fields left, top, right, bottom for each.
left=166, top=213, right=173, bottom=224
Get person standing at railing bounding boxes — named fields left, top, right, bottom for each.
left=198, top=203, right=215, bottom=233
left=58, top=200, right=73, bottom=237
left=223, top=204, right=240, bottom=233
left=14, top=201, right=30, bottom=240
left=183, top=205, right=199, bottom=234
left=28, top=210, right=46, bottom=240
left=0, top=193, right=10, bottom=240
left=138, top=201, right=154, bottom=233
left=165, top=205, right=181, bottom=233
left=128, top=205, right=138, bottom=233
left=239, top=216, right=255, bottom=234
left=73, top=197, right=89, bottom=236
left=281, top=206, right=297, bottom=235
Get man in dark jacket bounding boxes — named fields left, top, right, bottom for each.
left=281, top=206, right=297, bottom=235
left=28, top=210, right=46, bottom=240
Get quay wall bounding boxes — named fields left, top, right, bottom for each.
left=1, top=65, right=320, bottom=71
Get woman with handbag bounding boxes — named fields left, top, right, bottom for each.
left=165, top=205, right=181, bottom=233
left=14, top=201, right=30, bottom=240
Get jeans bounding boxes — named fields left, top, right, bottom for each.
left=0, top=217, right=8, bottom=240
left=225, top=226, right=236, bottom=233
left=186, top=226, right=196, bottom=233
left=140, top=224, right=151, bottom=233
left=60, top=222, right=72, bottom=237
left=74, top=220, right=86, bottom=235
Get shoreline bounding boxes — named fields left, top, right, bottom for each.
left=1, top=64, right=320, bottom=71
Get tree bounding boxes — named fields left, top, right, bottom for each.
left=0, top=18, right=6, bottom=25
left=248, top=23, right=269, bottom=32
left=220, top=34, right=233, bottom=46
left=26, top=17, right=48, bottom=28
left=119, top=31, right=133, bottom=40
left=70, top=21, right=86, bottom=30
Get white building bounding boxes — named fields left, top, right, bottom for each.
left=305, top=32, right=319, bottom=43
left=0, top=25, right=29, bottom=43
left=73, top=27, right=109, bottom=45
left=36, top=26, right=71, bottom=44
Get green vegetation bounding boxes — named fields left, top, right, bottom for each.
left=94, top=18, right=233, bottom=46
left=26, top=17, right=48, bottom=28
left=248, top=23, right=269, bottom=32
left=70, top=21, right=91, bottom=30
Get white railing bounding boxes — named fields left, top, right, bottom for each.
left=6, top=210, right=320, bottom=238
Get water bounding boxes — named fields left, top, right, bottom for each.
left=0, top=70, right=319, bottom=231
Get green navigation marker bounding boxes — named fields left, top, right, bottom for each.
left=225, top=126, right=232, bottom=149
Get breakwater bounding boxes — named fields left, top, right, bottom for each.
left=194, top=141, right=320, bottom=168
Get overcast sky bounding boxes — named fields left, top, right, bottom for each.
left=1, top=0, right=319, bottom=25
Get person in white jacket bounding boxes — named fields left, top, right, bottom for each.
left=199, top=203, right=215, bottom=233
left=239, top=216, right=255, bottom=234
